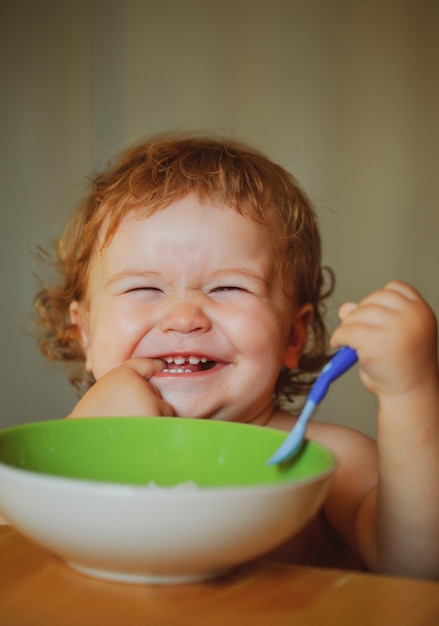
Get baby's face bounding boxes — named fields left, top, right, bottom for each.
left=73, top=195, right=307, bottom=424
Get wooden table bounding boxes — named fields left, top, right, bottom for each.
left=1, top=526, right=438, bottom=625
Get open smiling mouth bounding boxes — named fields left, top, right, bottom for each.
left=161, top=356, right=217, bottom=374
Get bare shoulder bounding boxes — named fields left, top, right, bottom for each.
left=268, top=408, right=377, bottom=468
left=308, top=420, right=377, bottom=466
left=268, top=408, right=378, bottom=556
left=310, top=420, right=378, bottom=555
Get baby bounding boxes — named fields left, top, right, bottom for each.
left=34, top=135, right=439, bottom=579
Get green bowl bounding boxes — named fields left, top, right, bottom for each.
left=0, top=417, right=335, bottom=584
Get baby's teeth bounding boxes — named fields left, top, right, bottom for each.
left=163, top=355, right=209, bottom=368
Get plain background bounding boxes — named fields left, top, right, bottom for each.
left=1, top=0, right=438, bottom=438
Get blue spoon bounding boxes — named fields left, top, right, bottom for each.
left=267, top=346, right=358, bottom=465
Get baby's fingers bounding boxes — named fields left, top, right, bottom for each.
left=123, top=358, right=166, bottom=380
left=338, top=302, right=358, bottom=321
left=381, top=280, right=422, bottom=302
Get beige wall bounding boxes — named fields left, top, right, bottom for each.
left=2, top=0, right=439, bottom=437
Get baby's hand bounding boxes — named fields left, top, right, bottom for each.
left=68, top=358, right=175, bottom=418
left=330, top=281, right=439, bottom=399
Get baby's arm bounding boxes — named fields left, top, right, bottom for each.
left=331, top=281, right=439, bottom=578
left=68, top=358, right=174, bottom=418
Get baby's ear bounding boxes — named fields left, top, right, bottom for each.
left=69, top=301, right=92, bottom=372
left=282, top=304, right=313, bottom=369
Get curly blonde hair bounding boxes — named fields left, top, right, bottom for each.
left=33, top=134, right=334, bottom=400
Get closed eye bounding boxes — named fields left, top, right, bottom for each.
left=127, top=287, right=162, bottom=292
left=212, top=286, right=248, bottom=293
left=209, top=285, right=254, bottom=301
left=122, top=285, right=164, bottom=303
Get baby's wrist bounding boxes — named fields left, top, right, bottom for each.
left=377, top=379, right=439, bottom=424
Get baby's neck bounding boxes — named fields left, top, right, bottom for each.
left=262, top=407, right=298, bottom=432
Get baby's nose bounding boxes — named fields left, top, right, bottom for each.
left=159, top=299, right=212, bottom=334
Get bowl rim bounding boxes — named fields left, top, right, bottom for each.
left=0, top=417, right=337, bottom=496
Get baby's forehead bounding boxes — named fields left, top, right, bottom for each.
left=98, top=195, right=276, bottom=249
left=87, top=200, right=283, bottom=289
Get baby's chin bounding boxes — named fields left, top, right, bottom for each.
left=158, top=393, right=271, bottom=426
left=153, top=391, right=233, bottom=422
left=158, top=400, right=224, bottom=421
left=150, top=370, right=274, bottom=424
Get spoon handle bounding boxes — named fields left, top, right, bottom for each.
left=267, top=347, right=358, bottom=465
left=308, top=346, right=358, bottom=405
